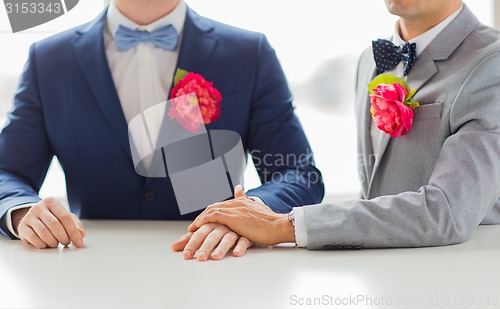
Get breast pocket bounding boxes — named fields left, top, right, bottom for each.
left=408, top=102, right=446, bottom=159
left=413, top=102, right=443, bottom=121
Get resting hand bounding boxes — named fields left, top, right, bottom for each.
left=171, top=187, right=253, bottom=261
left=14, top=197, right=86, bottom=249
left=171, top=223, right=253, bottom=261
left=188, top=185, right=296, bottom=246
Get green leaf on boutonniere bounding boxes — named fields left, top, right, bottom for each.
left=405, top=88, right=420, bottom=109
left=405, top=101, right=420, bottom=109
left=173, top=68, right=189, bottom=86
left=406, top=88, right=417, bottom=102
left=368, top=73, right=409, bottom=94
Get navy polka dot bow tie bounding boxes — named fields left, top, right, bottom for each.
left=372, top=39, right=417, bottom=76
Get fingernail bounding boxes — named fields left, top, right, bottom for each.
left=197, top=251, right=208, bottom=261
left=183, top=249, right=193, bottom=259
left=234, top=247, right=241, bottom=253
left=212, top=250, right=221, bottom=258
left=76, top=239, right=84, bottom=248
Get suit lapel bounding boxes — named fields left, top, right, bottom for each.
left=358, top=58, right=377, bottom=193
left=404, top=51, right=438, bottom=93
left=172, top=9, right=218, bottom=92
left=159, top=8, right=219, bottom=158
left=72, top=11, right=132, bottom=160
left=404, top=4, right=477, bottom=97
left=368, top=51, right=437, bottom=190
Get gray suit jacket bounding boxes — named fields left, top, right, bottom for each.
left=303, top=5, right=500, bottom=249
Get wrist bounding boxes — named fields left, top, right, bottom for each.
left=272, top=214, right=296, bottom=244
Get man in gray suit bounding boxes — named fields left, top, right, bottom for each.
left=183, top=0, right=500, bottom=250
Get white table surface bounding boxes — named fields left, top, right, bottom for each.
left=1, top=221, right=499, bottom=309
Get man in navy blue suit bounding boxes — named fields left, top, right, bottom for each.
left=0, top=0, right=324, bottom=258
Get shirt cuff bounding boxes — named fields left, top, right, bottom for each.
left=5, top=204, right=34, bottom=239
left=293, top=207, right=308, bottom=248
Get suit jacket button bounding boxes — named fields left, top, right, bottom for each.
left=144, top=192, right=155, bottom=202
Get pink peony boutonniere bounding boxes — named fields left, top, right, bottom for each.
left=169, top=69, right=222, bottom=132
left=368, top=74, right=420, bottom=138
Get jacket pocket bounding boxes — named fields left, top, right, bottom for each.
left=413, top=102, right=443, bottom=120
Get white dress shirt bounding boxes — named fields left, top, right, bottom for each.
left=105, top=0, right=187, bottom=124
left=293, top=5, right=463, bottom=248
left=3, top=1, right=187, bottom=238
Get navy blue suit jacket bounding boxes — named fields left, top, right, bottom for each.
left=0, top=8, right=324, bottom=238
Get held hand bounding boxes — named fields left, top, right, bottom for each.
left=171, top=223, right=253, bottom=261
left=15, top=197, right=86, bottom=249
left=187, top=184, right=271, bottom=232
left=187, top=185, right=296, bottom=246
left=171, top=186, right=253, bottom=261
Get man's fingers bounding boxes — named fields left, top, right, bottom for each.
left=20, top=225, right=48, bottom=249
left=78, top=227, right=86, bottom=238
left=70, top=213, right=86, bottom=238
left=70, top=213, right=85, bottom=229
left=187, top=208, right=213, bottom=232
left=187, top=221, right=197, bottom=233
left=171, top=232, right=193, bottom=251
left=233, top=184, right=245, bottom=198
left=183, top=224, right=215, bottom=260
left=194, top=209, right=234, bottom=228
left=188, top=201, right=226, bottom=231
left=188, top=205, right=226, bottom=232
left=196, top=227, right=231, bottom=261
left=29, top=219, right=59, bottom=248
left=211, top=231, right=239, bottom=260
left=233, top=237, right=252, bottom=257
left=47, top=200, right=84, bottom=248
left=39, top=211, right=70, bottom=245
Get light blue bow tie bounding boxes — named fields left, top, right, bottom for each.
left=115, top=24, right=179, bottom=51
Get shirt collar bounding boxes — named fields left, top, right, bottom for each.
left=393, top=5, right=463, bottom=57
left=107, top=0, right=187, bottom=38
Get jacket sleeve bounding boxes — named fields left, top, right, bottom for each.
left=244, top=34, right=324, bottom=213
left=0, top=44, right=53, bottom=238
left=302, top=53, right=500, bottom=249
